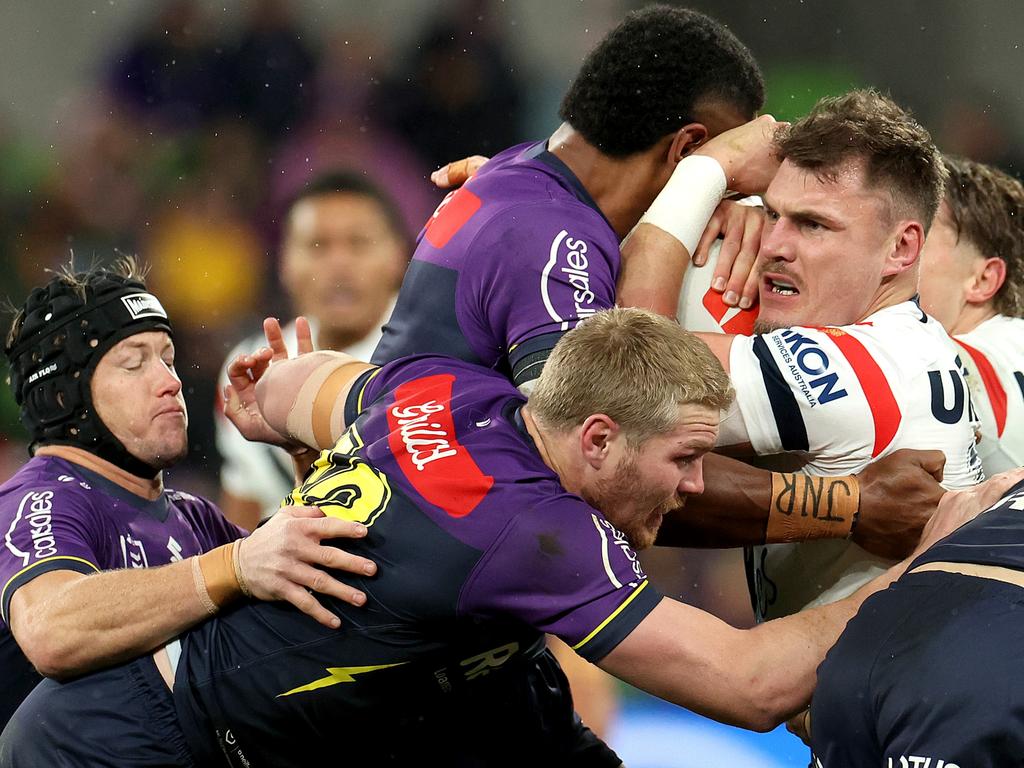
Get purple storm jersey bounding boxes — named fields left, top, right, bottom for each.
left=0, top=455, right=243, bottom=727
left=372, top=142, right=621, bottom=387
left=172, top=355, right=658, bottom=765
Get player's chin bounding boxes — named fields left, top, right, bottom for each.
left=626, top=515, right=663, bottom=551
left=140, top=435, right=189, bottom=470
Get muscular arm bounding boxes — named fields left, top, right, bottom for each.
left=600, top=469, right=1023, bottom=731
left=617, top=223, right=693, bottom=317
left=599, top=581, right=876, bottom=731
left=9, top=564, right=210, bottom=678
left=8, top=504, right=377, bottom=680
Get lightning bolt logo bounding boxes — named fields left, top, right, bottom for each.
left=277, top=662, right=409, bottom=698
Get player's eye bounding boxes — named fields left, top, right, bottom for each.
left=763, top=207, right=780, bottom=222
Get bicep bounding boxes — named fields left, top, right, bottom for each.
left=694, top=332, right=735, bottom=372
left=617, top=223, right=691, bottom=316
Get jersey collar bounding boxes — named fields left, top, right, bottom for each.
left=524, top=142, right=614, bottom=231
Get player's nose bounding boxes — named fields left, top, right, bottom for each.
left=678, top=460, right=705, bottom=496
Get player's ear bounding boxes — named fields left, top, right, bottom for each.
left=579, top=414, right=619, bottom=469
left=668, top=123, right=710, bottom=164
left=965, top=256, right=1007, bottom=304
left=882, top=221, right=925, bottom=277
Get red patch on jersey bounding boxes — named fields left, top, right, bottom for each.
left=955, top=338, right=1007, bottom=437
left=701, top=289, right=758, bottom=336
left=424, top=188, right=482, bottom=249
left=823, top=328, right=902, bottom=456
left=386, top=373, right=493, bottom=518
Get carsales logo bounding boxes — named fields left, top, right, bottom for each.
left=387, top=374, right=493, bottom=518
left=5, top=490, right=58, bottom=566
left=541, top=230, right=598, bottom=331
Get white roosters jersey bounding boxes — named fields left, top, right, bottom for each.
left=954, top=314, right=1024, bottom=475
left=676, top=228, right=760, bottom=336
left=724, top=300, right=984, bottom=620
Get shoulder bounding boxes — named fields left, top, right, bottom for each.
left=0, top=458, right=99, bottom=516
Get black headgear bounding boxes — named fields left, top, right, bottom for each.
left=5, top=270, right=174, bottom=478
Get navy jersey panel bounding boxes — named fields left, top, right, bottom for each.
left=812, top=571, right=1024, bottom=768
left=0, top=636, right=39, bottom=735
left=0, top=656, right=196, bottom=768
left=912, top=478, right=1024, bottom=571
left=370, top=259, right=483, bottom=368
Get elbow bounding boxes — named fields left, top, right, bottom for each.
left=17, top=629, right=77, bottom=680
left=12, top=614, right=80, bottom=680
left=732, top=672, right=803, bottom=733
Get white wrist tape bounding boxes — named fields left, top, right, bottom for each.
left=638, top=154, right=727, bottom=255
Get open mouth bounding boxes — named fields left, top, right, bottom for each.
left=765, top=276, right=800, bottom=296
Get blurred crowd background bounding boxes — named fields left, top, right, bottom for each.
left=1, top=1, right=1022, bottom=763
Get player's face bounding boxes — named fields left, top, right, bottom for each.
left=281, top=193, right=406, bottom=342
left=917, top=201, right=983, bottom=332
left=91, top=331, right=188, bottom=469
left=756, top=159, right=898, bottom=331
left=591, top=403, right=719, bottom=550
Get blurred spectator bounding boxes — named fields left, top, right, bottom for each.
left=215, top=171, right=409, bottom=530
left=380, top=0, right=526, bottom=167
left=229, top=0, right=317, bottom=141
left=937, top=90, right=1024, bottom=179
left=109, top=0, right=233, bottom=132
left=270, top=122, right=437, bottom=237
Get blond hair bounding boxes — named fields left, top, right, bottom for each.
left=529, top=308, right=733, bottom=441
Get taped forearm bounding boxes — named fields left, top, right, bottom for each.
left=258, top=352, right=374, bottom=451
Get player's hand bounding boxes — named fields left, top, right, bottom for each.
left=222, top=317, right=315, bottom=452
left=430, top=155, right=489, bottom=189
left=237, top=505, right=378, bottom=629
left=853, top=449, right=945, bottom=560
left=785, top=708, right=812, bottom=747
left=914, top=467, right=1024, bottom=556
left=695, top=114, right=785, bottom=195
left=692, top=199, right=763, bottom=309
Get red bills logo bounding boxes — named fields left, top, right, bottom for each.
left=702, top=288, right=758, bottom=336
left=424, top=188, right=482, bottom=249
left=387, top=374, right=493, bottom=518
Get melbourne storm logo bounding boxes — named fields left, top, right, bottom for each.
left=291, top=453, right=392, bottom=528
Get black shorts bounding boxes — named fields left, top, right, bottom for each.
left=0, top=655, right=196, bottom=768
left=811, top=570, right=1024, bottom=768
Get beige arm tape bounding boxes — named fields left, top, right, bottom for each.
left=284, top=358, right=375, bottom=450
left=766, top=472, right=860, bottom=542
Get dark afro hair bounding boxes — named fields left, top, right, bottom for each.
left=559, top=5, right=764, bottom=157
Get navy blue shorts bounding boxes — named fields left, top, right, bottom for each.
left=811, top=570, right=1024, bottom=768
left=0, top=655, right=196, bottom=768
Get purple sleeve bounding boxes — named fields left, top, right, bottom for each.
left=460, top=496, right=661, bottom=662
left=461, top=201, right=618, bottom=383
left=0, top=483, right=103, bottom=623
